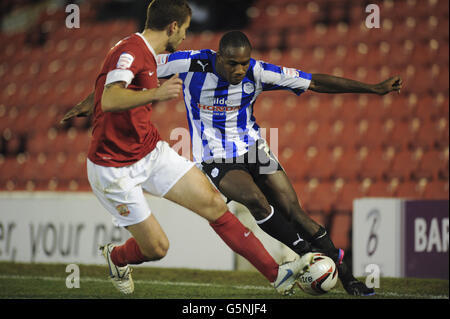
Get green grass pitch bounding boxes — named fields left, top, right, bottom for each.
left=0, top=262, right=448, bottom=299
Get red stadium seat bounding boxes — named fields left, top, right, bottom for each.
left=396, top=179, right=428, bottom=199
left=359, top=146, right=396, bottom=181
left=354, top=118, right=386, bottom=150
left=414, top=149, right=449, bottom=181
left=326, top=120, right=359, bottom=150
left=386, top=118, right=421, bottom=151
left=423, top=180, right=449, bottom=200
left=0, top=155, right=27, bottom=190
left=385, top=149, right=422, bottom=181
left=343, top=42, right=370, bottom=69
left=390, top=40, right=415, bottom=68
left=314, top=95, right=344, bottom=124
left=330, top=212, right=352, bottom=250
left=389, top=94, right=418, bottom=122
left=305, top=148, right=341, bottom=181
left=367, top=180, right=397, bottom=197
left=333, top=147, right=367, bottom=181
left=295, top=179, right=338, bottom=214
left=416, top=94, right=447, bottom=121
left=281, top=146, right=319, bottom=182
left=334, top=181, right=368, bottom=212
left=413, top=117, right=449, bottom=150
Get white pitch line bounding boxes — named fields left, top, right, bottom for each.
left=0, top=274, right=448, bottom=299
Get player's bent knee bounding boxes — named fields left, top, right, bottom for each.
left=141, top=239, right=170, bottom=261
left=240, top=191, right=271, bottom=220
left=201, top=192, right=228, bottom=221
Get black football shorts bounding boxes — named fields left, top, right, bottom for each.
left=201, top=139, right=283, bottom=188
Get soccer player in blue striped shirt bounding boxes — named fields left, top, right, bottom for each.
left=63, top=30, right=402, bottom=296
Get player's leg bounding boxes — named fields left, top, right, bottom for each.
left=215, top=169, right=312, bottom=255
left=163, top=165, right=280, bottom=282
left=257, top=170, right=375, bottom=296
left=87, top=158, right=172, bottom=294
left=164, top=166, right=313, bottom=294
left=144, top=141, right=313, bottom=294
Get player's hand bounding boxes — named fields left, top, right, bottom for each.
left=373, top=76, right=403, bottom=95
left=60, top=98, right=94, bottom=124
left=155, top=74, right=183, bottom=101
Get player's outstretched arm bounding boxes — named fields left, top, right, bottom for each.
left=101, top=74, right=182, bottom=112
left=308, top=74, right=402, bottom=95
left=60, top=92, right=94, bottom=123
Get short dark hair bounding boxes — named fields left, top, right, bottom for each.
left=145, top=0, right=192, bottom=31
left=219, top=31, right=252, bottom=56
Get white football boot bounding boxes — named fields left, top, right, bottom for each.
left=100, top=243, right=134, bottom=294
left=272, top=252, right=314, bottom=295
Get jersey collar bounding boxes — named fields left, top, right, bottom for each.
left=135, top=32, right=157, bottom=60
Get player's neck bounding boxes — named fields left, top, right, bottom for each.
left=141, top=29, right=168, bottom=55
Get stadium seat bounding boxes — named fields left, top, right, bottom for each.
left=304, top=148, right=340, bottom=181
left=330, top=212, right=352, bottom=251
left=367, top=179, right=398, bottom=197
left=416, top=94, right=444, bottom=121
left=295, top=179, right=337, bottom=214
left=414, top=149, right=449, bottom=181
left=314, top=95, right=344, bottom=124
left=396, top=179, right=428, bottom=199
left=334, top=181, right=368, bottom=212
left=345, top=22, right=370, bottom=45
left=18, top=153, right=45, bottom=190
left=0, top=154, right=28, bottom=190
left=423, top=180, right=449, bottom=200
left=282, top=145, right=319, bottom=182
left=354, top=119, right=386, bottom=150
left=359, top=146, right=396, bottom=181
left=332, top=147, right=368, bottom=181
left=58, top=153, right=88, bottom=189
left=389, top=94, right=418, bottom=121
left=385, top=149, right=423, bottom=181
left=386, top=118, right=421, bottom=151
left=326, top=120, right=359, bottom=150
left=343, top=42, right=370, bottom=69
left=390, top=39, right=415, bottom=68
left=413, top=117, right=449, bottom=150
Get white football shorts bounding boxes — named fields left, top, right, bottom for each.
left=87, top=141, right=195, bottom=227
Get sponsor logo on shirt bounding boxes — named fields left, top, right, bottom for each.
left=156, top=54, right=168, bottom=65
left=116, top=204, right=130, bottom=217
left=282, top=67, right=300, bottom=78
left=117, top=52, right=134, bottom=70
left=243, top=82, right=255, bottom=94
left=197, top=103, right=241, bottom=112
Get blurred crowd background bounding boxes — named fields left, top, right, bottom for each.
left=0, top=0, right=448, bottom=251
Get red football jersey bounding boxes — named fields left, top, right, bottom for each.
left=88, top=33, right=161, bottom=167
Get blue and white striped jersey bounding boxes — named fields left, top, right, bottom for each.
left=157, top=49, right=311, bottom=163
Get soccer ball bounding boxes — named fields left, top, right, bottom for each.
left=297, top=253, right=338, bottom=295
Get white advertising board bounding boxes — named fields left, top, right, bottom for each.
left=0, top=192, right=234, bottom=270
left=352, top=198, right=404, bottom=277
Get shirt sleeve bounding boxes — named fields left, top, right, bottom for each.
left=104, top=45, right=144, bottom=88
left=156, top=50, right=200, bottom=78
left=253, top=60, right=312, bottom=95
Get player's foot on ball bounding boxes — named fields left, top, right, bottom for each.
left=100, top=243, right=134, bottom=294
left=272, top=252, right=314, bottom=295
left=343, top=279, right=375, bottom=296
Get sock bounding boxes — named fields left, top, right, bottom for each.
left=210, top=211, right=279, bottom=283
left=310, top=227, right=355, bottom=284
left=257, top=206, right=312, bottom=255
left=110, top=237, right=148, bottom=267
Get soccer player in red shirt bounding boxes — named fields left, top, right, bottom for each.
left=82, top=0, right=312, bottom=295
